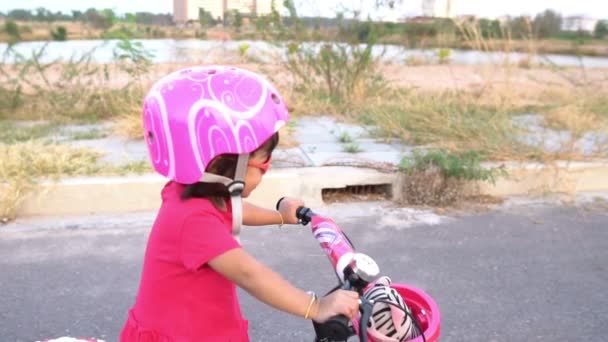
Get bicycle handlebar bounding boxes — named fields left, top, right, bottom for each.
left=275, top=199, right=371, bottom=342
left=276, top=199, right=429, bottom=342
left=275, top=198, right=315, bottom=226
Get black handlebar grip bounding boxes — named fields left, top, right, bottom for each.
left=275, top=198, right=314, bottom=225
left=319, top=314, right=353, bottom=340
left=296, top=206, right=313, bottom=225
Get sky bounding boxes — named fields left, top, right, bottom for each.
left=1, top=0, right=606, bottom=20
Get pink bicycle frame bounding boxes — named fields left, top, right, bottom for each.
left=311, top=216, right=357, bottom=281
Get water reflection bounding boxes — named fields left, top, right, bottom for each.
left=1, top=39, right=607, bottom=68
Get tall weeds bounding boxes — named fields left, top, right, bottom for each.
left=0, top=39, right=155, bottom=221
left=0, top=39, right=151, bottom=122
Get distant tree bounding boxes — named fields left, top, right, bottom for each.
left=35, top=7, right=49, bottom=21
left=595, top=20, right=608, bottom=39
left=234, top=11, right=243, bottom=31
left=54, top=11, right=72, bottom=21
left=283, top=0, right=298, bottom=21
left=533, top=9, right=562, bottom=38
left=283, top=0, right=305, bottom=32
left=254, top=15, right=270, bottom=34
left=4, top=20, right=21, bottom=41
left=198, top=8, right=215, bottom=27
left=135, top=12, right=155, bottom=25
left=72, top=10, right=83, bottom=21
left=84, top=8, right=113, bottom=29
left=125, top=13, right=136, bottom=24
left=101, top=9, right=117, bottom=25
left=479, top=19, right=502, bottom=38
left=222, top=10, right=241, bottom=29
left=270, top=1, right=282, bottom=27
left=508, top=16, right=533, bottom=39
left=313, top=17, right=321, bottom=31
left=7, top=9, right=34, bottom=21
left=135, top=12, right=172, bottom=26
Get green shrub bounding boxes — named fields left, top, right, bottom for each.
left=51, top=26, right=68, bottom=41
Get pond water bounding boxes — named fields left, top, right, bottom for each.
left=2, top=39, right=608, bottom=68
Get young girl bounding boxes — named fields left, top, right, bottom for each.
left=120, top=65, right=360, bottom=341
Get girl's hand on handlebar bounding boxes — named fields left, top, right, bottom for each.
left=311, top=289, right=360, bottom=323
left=277, top=197, right=305, bottom=224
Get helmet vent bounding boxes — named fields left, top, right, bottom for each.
left=271, top=93, right=281, bottom=104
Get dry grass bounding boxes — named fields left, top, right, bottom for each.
left=400, top=166, right=469, bottom=206
left=543, top=91, right=608, bottom=134
left=2, top=87, right=144, bottom=123
left=0, top=42, right=150, bottom=123
left=0, top=141, right=103, bottom=221
left=355, top=82, right=608, bottom=161
left=545, top=105, right=602, bottom=137
left=7, top=44, right=603, bottom=151
left=397, top=149, right=506, bottom=206
left=355, top=88, right=526, bottom=158
left=347, top=20, right=608, bottom=162
left=112, top=112, right=144, bottom=140
left=0, top=139, right=156, bottom=222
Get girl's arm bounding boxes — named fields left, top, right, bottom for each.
left=242, top=197, right=303, bottom=226
left=242, top=201, right=283, bottom=226
left=208, top=247, right=358, bottom=322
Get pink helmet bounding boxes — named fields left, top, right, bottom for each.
left=142, top=65, right=289, bottom=184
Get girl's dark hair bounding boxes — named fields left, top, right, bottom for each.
left=181, top=132, right=279, bottom=200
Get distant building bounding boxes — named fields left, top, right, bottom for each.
left=422, top=0, right=455, bottom=18
left=173, top=0, right=282, bottom=24
left=561, top=16, right=599, bottom=33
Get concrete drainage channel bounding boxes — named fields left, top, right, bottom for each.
left=322, top=184, right=393, bottom=203
left=15, top=161, right=608, bottom=218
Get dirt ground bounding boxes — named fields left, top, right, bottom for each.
left=3, top=58, right=607, bottom=95
left=143, top=62, right=608, bottom=93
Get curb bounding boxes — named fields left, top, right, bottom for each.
left=16, top=167, right=397, bottom=217
left=16, top=162, right=608, bottom=218
left=477, top=160, right=608, bottom=197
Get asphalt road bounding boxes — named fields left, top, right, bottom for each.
left=1, top=200, right=607, bottom=342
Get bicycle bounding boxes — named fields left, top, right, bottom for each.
left=292, top=205, right=441, bottom=342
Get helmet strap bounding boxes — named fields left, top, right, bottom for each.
left=230, top=154, right=249, bottom=241
left=200, top=154, right=249, bottom=242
